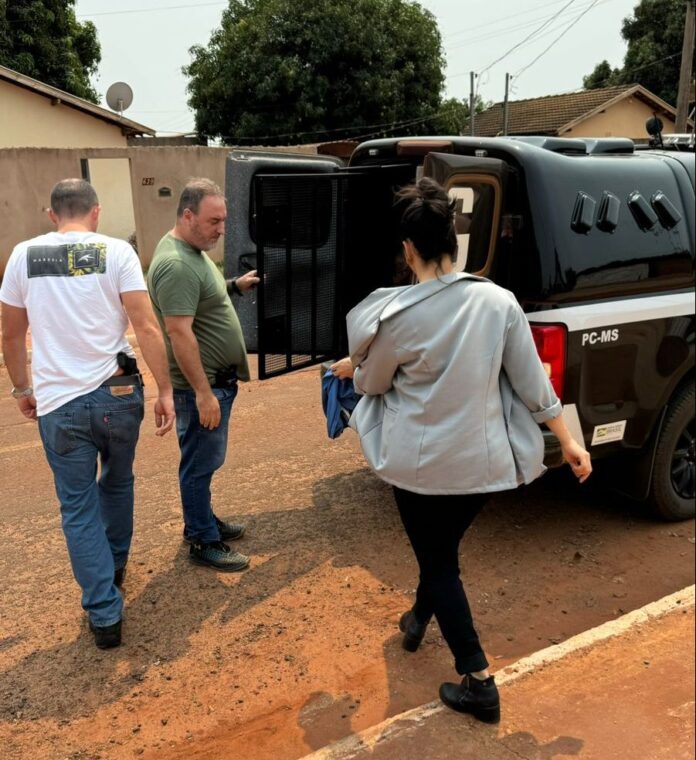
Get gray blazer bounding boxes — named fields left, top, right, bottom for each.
left=347, top=273, right=562, bottom=495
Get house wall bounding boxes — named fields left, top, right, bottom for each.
left=561, top=97, right=677, bottom=139
left=0, top=80, right=129, bottom=148
left=0, top=146, right=318, bottom=277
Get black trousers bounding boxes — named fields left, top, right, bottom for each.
left=393, top=486, right=489, bottom=675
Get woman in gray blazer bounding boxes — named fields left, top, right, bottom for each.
left=331, top=178, right=591, bottom=724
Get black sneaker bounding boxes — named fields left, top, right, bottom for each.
left=89, top=619, right=122, bottom=650
left=439, top=674, right=500, bottom=724
left=215, top=516, right=245, bottom=541
left=189, top=540, right=250, bottom=572
left=183, top=516, right=245, bottom=544
left=398, top=609, right=431, bottom=652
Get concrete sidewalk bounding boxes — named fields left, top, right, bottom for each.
left=303, top=587, right=695, bottom=760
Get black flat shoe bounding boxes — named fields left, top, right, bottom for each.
left=89, top=619, right=122, bottom=650
left=439, top=674, right=500, bottom=724
left=398, top=609, right=430, bottom=652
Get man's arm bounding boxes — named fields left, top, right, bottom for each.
left=120, top=291, right=175, bottom=436
left=163, top=315, right=221, bottom=430
left=0, top=303, right=36, bottom=420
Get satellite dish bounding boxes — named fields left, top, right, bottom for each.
left=106, top=82, right=134, bottom=114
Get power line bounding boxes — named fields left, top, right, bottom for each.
left=476, top=0, right=579, bottom=79
left=447, top=9, right=590, bottom=80
left=217, top=107, right=457, bottom=144
left=513, top=0, right=603, bottom=81
left=546, top=51, right=683, bottom=95
left=446, top=0, right=613, bottom=51
left=77, top=2, right=227, bottom=18
left=443, top=0, right=577, bottom=39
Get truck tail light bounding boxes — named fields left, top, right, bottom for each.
left=530, top=324, right=567, bottom=400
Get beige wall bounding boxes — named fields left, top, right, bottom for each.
left=128, top=146, right=230, bottom=264
left=0, top=149, right=81, bottom=263
left=562, top=97, right=677, bottom=139
left=0, top=145, right=319, bottom=277
left=88, top=158, right=137, bottom=241
left=0, top=80, right=129, bottom=148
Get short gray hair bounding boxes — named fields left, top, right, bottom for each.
left=176, top=178, right=225, bottom=217
left=50, top=179, right=99, bottom=218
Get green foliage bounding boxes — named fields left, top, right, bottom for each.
left=427, top=96, right=489, bottom=135
left=584, top=0, right=686, bottom=105
left=184, top=0, right=445, bottom=144
left=583, top=59, right=621, bottom=90
left=0, top=0, right=101, bottom=102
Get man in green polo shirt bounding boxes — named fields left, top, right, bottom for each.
left=148, top=178, right=259, bottom=571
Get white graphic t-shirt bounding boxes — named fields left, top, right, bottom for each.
left=0, top=230, right=146, bottom=416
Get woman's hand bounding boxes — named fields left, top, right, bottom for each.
left=561, top=439, right=592, bottom=483
left=330, top=357, right=354, bottom=380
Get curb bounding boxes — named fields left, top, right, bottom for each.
left=300, top=585, right=695, bottom=760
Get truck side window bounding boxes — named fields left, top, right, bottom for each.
left=448, top=179, right=498, bottom=274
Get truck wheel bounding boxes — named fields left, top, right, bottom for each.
left=649, top=384, right=695, bottom=521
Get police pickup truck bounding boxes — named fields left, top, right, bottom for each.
left=224, top=136, right=695, bottom=521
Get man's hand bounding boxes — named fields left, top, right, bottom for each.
left=196, top=390, right=221, bottom=429
left=233, top=270, right=260, bottom=293
left=330, top=357, right=354, bottom=380
left=16, top=394, right=37, bottom=421
left=154, top=392, right=175, bottom=436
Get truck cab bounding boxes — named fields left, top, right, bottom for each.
left=225, top=136, right=695, bottom=521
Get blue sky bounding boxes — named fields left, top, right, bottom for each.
left=75, top=0, right=640, bottom=134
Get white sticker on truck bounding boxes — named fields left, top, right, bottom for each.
left=591, top=420, right=627, bottom=446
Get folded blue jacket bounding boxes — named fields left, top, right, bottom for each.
left=321, top=370, right=360, bottom=439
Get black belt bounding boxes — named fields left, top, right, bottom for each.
left=102, top=374, right=143, bottom=388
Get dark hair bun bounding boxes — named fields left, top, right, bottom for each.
left=396, top=178, right=457, bottom=263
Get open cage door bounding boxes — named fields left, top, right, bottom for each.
left=253, top=171, right=367, bottom=379
left=224, top=150, right=343, bottom=353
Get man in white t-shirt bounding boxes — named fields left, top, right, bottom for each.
left=0, top=178, right=175, bottom=650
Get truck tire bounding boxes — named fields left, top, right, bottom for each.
left=649, top=383, right=695, bottom=521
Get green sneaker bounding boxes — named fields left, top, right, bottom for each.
left=189, top=540, right=250, bottom=572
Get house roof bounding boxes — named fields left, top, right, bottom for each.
left=0, top=64, right=155, bottom=137
left=474, top=84, right=683, bottom=137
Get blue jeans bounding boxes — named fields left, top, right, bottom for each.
left=174, top=386, right=238, bottom=543
left=38, top=386, right=144, bottom=626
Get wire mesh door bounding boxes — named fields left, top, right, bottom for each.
left=254, top=172, right=358, bottom=379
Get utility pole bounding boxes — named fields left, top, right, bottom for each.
left=470, top=71, right=476, bottom=136
left=675, top=0, right=695, bottom=132
left=503, top=73, right=512, bottom=136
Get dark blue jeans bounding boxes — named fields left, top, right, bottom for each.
left=38, top=386, right=144, bottom=626
left=174, top=386, right=238, bottom=543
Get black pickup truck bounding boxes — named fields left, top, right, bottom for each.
left=225, top=136, right=695, bottom=521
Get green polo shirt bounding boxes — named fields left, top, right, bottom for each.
left=147, top=233, right=250, bottom=389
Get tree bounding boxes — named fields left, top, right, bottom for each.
left=427, top=96, right=490, bottom=135
left=582, top=60, right=621, bottom=90
left=184, top=0, right=445, bottom=144
left=0, top=0, right=101, bottom=102
left=584, top=0, right=687, bottom=105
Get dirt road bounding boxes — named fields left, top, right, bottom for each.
left=1, top=360, right=694, bottom=759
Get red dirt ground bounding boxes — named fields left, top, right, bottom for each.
left=0, top=356, right=694, bottom=759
